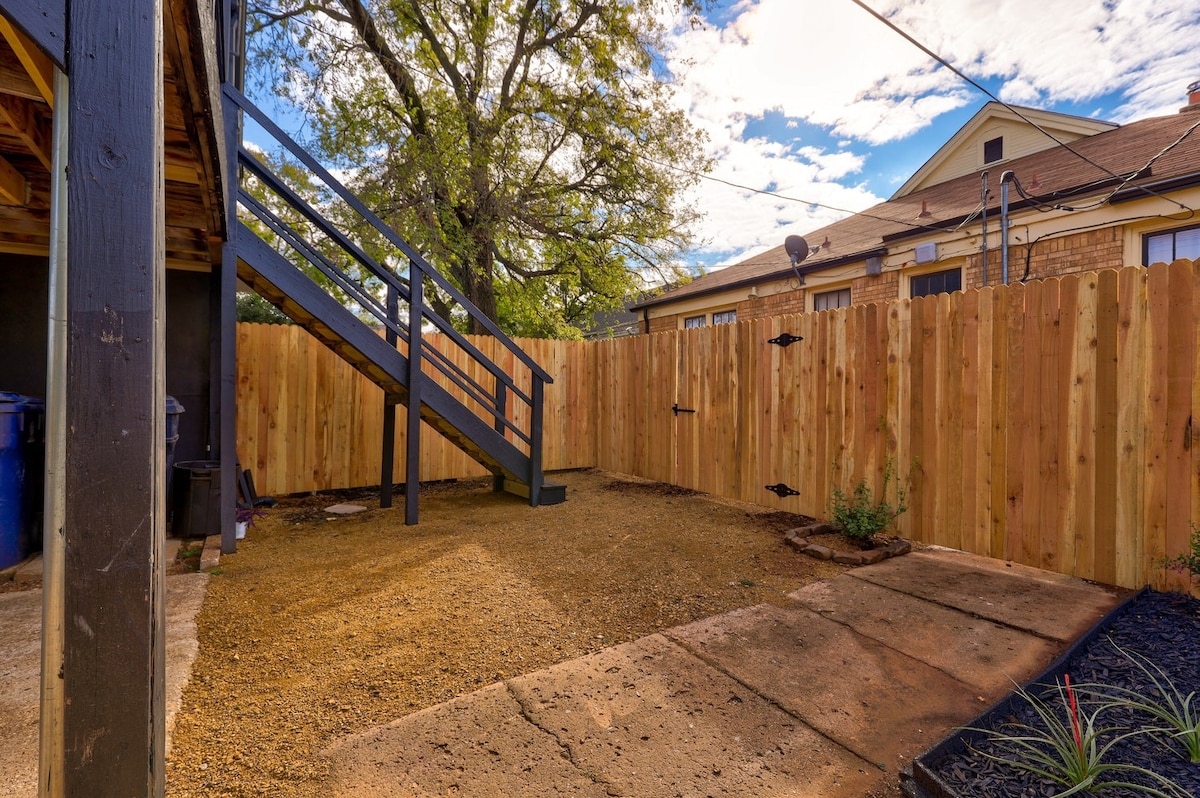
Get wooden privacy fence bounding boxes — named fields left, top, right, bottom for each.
left=237, top=261, right=1200, bottom=591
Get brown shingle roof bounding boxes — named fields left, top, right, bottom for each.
left=637, top=110, right=1200, bottom=309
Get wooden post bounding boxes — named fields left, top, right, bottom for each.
left=61, top=0, right=166, bottom=794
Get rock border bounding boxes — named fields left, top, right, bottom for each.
left=783, top=522, right=912, bottom=566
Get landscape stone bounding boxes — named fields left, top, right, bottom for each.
left=833, top=551, right=864, bottom=565
left=860, top=548, right=888, bottom=565
left=324, top=503, right=369, bottom=515
left=803, top=544, right=833, bottom=560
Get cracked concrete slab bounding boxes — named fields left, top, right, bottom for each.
left=0, top=573, right=209, bottom=798
left=666, top=602, right=985, bottom=774
left=319, top=547, right=1127, bottom=798
left=789, top=577, right=1065, bottom=695
left=847, top=550, right=1125, bottom=642
left=503, top=634, right=879, bottom=797
left=325, top=682, right=610, bottom=797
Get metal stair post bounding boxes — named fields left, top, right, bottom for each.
left=404, top=263, right=423, bottom=525
left=493, top=377, right=507, bottom=493
left=380, top=283, right=398, bottom=509
left=529, top=378, right=544, bottom=507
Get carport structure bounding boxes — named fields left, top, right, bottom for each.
left=0, top=0, right=559, bottom=793
left=0, top=0, right=233, bottom=794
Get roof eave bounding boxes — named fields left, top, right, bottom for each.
left=632, top=248, right=889, bottom=310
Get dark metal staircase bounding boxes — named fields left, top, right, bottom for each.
left=224, top=85, right=564, bottom=522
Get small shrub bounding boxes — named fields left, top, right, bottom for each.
left=1163, top=524, right=1200, bottom=575
left=828, top=460, right=908, bottom=543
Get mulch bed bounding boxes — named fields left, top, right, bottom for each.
left=909, top=589, right=1200, bottom=797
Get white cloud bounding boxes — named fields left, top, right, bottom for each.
left=664, top=0, right=1200, bottom=264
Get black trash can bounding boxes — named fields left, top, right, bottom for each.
left=0, top=392, right=44, bottom=569
left=164, top=396, right=185, bottom=502
left=171, top=460, right=221, bottom=538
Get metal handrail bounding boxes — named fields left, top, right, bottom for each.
left=227, top=85, right=547, bottom=472
left=224, top=84, right=552, bottom=382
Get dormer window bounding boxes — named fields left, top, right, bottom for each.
left=984, top=136, right=1004, bottom=164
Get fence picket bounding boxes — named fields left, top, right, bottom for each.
left=235, top=262, right=1199, bottom=589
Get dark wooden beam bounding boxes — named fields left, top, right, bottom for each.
left=62, top=0, right=166, bottom=794
left=0, top=0, right=65, bottom=72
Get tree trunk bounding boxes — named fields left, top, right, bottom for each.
left=466, top=241, right=498, bottom=335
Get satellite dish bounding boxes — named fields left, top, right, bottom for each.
left=784, top=235, right=809, bottom=265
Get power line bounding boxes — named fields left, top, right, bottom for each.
left=847, top=0, right=1193, bottom=212
left=248, top=3, right=974, bottom=236
left=253, top=1, right=1195, bottom=246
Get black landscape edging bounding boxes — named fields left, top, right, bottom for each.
left=900, top=585, right=1158, bottom=798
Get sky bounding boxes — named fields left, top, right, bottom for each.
left=669, top=0, right=1200, bottom=273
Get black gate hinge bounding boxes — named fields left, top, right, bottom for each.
left=764, top=483, right=799, bottom=498
left=672, top=403, right=696, bottom=416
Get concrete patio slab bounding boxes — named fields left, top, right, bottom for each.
left=327, top=682, right=611, bottom=798
left=505, top=633, right=880, bottom=798
left=322, top=547, right=1127, bottom=798
left=789, top=577, right=1064, bottom=695
left=0, top=573, right=209, bottom=798
left=666, top=602, right=985, bottom=772
left=847, top=549, right=1124, bottom=642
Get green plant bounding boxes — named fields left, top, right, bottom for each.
left=828, top=459, right=908, bottom=543
left=1083, top=640, right=1200, bottom=764
left=968, top=675, right=1188, bottom=797
left=1163, top=524, right=1200, bottom=575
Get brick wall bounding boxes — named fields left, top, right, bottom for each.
left=965, top=228, right=1126, bottom=289
left=1024, top=227, right=1125, bottom=280
left=852, top=271, right=900, bottom=305
left=738, top=288, right=806, bottom=321
left=644, top=227, right=1127, bottom=333
left=647, top=314, right=676, bottom=334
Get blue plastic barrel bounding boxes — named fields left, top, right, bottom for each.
left=0, top=392, right=43, bottom=569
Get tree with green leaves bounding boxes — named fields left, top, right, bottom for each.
left=248, top=0, right=709, bottom=337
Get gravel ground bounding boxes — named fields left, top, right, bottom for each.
left=166, top=468, right=851, bottom=797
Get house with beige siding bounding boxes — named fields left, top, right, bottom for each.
left=635, top=89, right=1200, bottom=332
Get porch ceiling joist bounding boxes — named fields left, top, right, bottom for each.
left=0, top=12, right=55, bottom=105
left=0, top=150, right=26, bottom=203
left=0, top=92, right=50, bottom=169
left=0, top=0, right=64, bottom=71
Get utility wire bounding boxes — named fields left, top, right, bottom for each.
left=254, top=1, right=1195, bottom=246
left=847, top=0, right=1193, bottom=212
left=249, top=4, right=980, bottom=236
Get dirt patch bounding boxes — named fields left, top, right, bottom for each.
left=166, top=469, right=848, bottom=796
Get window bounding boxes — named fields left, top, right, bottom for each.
left=1144, top=225, right=1200, bottom=265
left=712, top=310, right=737, bottom=325
left=813, top=288, right=851, bottom=311
left=910, top=268, right=962, bottom=298
left=683, top=315, right=706, bottom=329
left=983, top=136, right=1003, bottom=164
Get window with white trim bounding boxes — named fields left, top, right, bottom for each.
left=712, top=310, right=737, bottom=325
left=683, top=315, right=706, bottom=329
left=910, top=268, right=961, bottom=298
left=1144, top=225, right=1200, bottom=266
left=813, top=288, right=851, bottom=311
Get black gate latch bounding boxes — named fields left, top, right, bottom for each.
left=768, top=332, right=803, bottom=348
left=672, top=403, right=696, bottom=416
left=764, top=483, right=799, bottom=498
